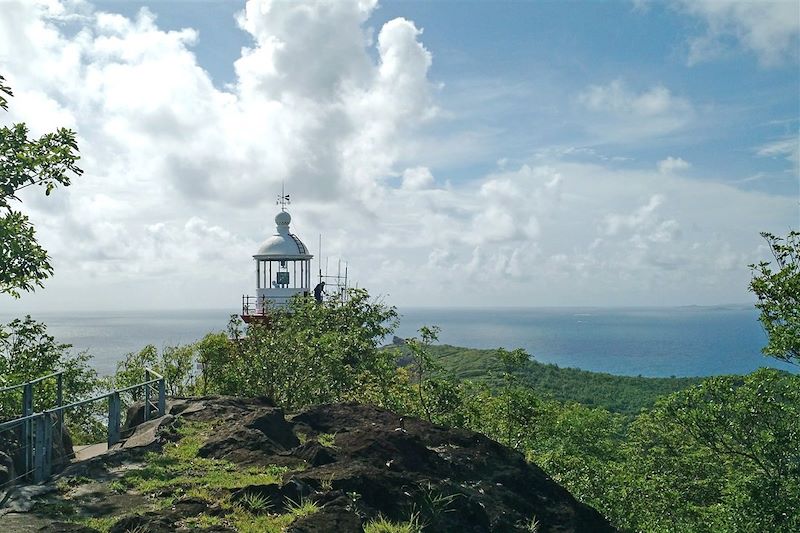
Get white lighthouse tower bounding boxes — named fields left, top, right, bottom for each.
left=241, top=192, right=313, bottom=322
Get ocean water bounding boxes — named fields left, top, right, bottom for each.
left=393, top=306, right=796, bottom=377
left=0, top=306, right=794, bottom=378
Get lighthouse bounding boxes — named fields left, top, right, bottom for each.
left=241, top=193, right=313, bottom=322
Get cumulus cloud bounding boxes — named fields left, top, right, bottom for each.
left=658, top=156, right=691, bottom=174
left=1, top=0, right=436, bottom=284
left=0, top=0, right=796, bottom=311
left=674, top=0, right=800, bottom=66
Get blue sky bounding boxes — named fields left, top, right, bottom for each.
left=0, top=0, right=798, bottom=311
left=94, top=0, right=799, bottom=195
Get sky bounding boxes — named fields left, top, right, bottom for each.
left=0, top=0, right=798, bottom=312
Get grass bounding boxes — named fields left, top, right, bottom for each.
left=231, top=498, right=319, bottom=533
left=523, top=515, right=541, bottom=532
left=80, top=516, right=119, bottom=532
left=64, top=419, right=317, bottom=532
left=55, top=476, right=93, bottom=493
left=182, top=514, right=226, bottom=528
left=364, top=514, right=423, bottom=533
left=32, top=501, right=78, bottom=518
left=239, top=492, right=273, bottom=513
left=117, top=421, right=290, bottom=494
left=317, top=432, right=337, bottom=448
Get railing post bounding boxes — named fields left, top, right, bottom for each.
left=42, top=414, right=52, bottom=480
left=108, top=392, right=120, bottom=447
left=56, top=373, right=64, bottom=447
left=144, top=370, right=151, bottom=422
left=23, top=383, right=33, bottom=480
left=157, top=378, right=166, bottom=417
left=33, top=415, right=46, bottom=483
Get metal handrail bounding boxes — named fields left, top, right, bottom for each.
left=0, top=372, right=164, bottom=428
left=0, top=371, right=64, bottom=394
left=0, top=366, right=166, bottom=485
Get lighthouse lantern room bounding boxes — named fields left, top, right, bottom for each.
left=242, top=193, right=312, bottom=322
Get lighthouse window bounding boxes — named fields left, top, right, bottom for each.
left=277, top=271, right=290, bottom=285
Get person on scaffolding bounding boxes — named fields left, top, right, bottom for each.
left=313, top=281, right=326, bottom=304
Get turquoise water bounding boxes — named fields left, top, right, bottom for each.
left=393, top=306, right=794, bottom=377
left=0, top=306, right=794, bottom=378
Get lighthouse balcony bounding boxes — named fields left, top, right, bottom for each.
left=241, top=288, right=308, bottom=321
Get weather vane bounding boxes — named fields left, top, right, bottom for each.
left=276, top=183, right=290, bottom=211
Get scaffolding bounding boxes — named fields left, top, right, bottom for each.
left=318, top=235, right=349, bottom=304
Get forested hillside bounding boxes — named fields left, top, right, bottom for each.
left=395, top=343, right=704, bottom=415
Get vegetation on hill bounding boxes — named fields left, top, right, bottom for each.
left=99, top=288, right=798, bottom=533
left=395, top=343, right=704, bottom=415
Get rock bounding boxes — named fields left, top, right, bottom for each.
left=287, top=494, right=364, bottom=533
left=22, top=397, right=614, bottom=533
left=198, top=407, right=300, bottom=466
left=291, top=403, right=615, bottom=532
left=245, top=408, right=299, bottom=449
left=122, top=401, right=161, bottom=434
left=48, top=413, right=75, bottom=470
left=0, top=450, right=14, bottom=486
left=119, top=415, right=174, bottom=450
left=39, top=523, right=100, bottom=533
left=292, top=440, right=337, bottom=466
left=108, top=514, right=176, bottom=533
left=108, top=497, right=233, bottom=533
left=1, top=483, right=58, bottom=513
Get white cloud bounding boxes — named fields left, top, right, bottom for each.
left=658, top=156, right=691, bottom=174
left=401, top=167, right=434, bottom=190
left=757, top=136, right=799, bottom=175
left=0, top=0, right=796, bottom=311
left=577, top=80, right=694, bottom=141
left=674, top=0, right=800, bottom=66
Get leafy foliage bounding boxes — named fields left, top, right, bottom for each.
left=750, top=230, right=800, bottom=364
left=0, top=74, right=83, bottom=297
left=614, top=369, right=800, bottom=532
left=110, top=343, right=197, bottom=399
left=405, top=326, right=442, bottom=422
left=0, top=316, right=101, bottom=441
left=202, top=289, right=398, bottom=410
left=0, top=75, right=11, bottom=111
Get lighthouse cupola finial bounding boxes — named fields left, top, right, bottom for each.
left=275, top=184, right=291, bottom=232
left=277, top=183, right=290, bottom=212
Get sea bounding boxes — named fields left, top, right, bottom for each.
left=1, top=306, right=795, bottom=378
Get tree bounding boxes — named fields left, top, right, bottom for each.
left=749, top=230, right=800, bottom=364
left=405, top=326, right=441, bottom=422
left=493, top=347, right=530, bottom=448
left=203, top=289, right=399, bottom=410
left=617, top=369, right=800, bottom=532
left=110, top=343, right=198, bottom=398
left=0, top=74, right=83, bottom=297
left=0, top=316, right=101, bottom=442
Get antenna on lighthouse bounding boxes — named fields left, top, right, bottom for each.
left=276, top=183, right=290, bottom=211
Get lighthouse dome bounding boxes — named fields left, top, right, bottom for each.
left=254, top=209, right=311, bottom=259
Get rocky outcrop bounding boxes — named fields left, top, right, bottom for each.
left=13, top=397, right=615, bottom=532
left=167, top=398, right=614, bottom=532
